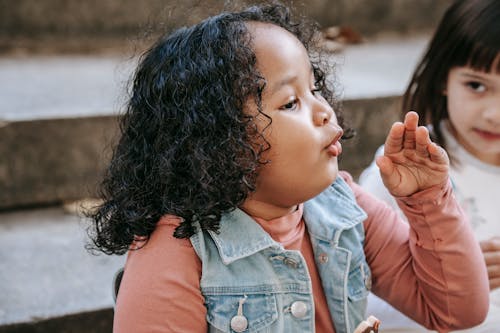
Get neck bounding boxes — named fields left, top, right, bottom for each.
left=240, top=198, right=298, bottom=220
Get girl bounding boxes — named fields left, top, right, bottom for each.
left=359, top=0, right=500, bottom=332
left=88, top=3, right=489, bottom=333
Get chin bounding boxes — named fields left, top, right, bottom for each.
left=327, top=165, right=339, bottom=183
left=317, top=169, right=339, bottom=193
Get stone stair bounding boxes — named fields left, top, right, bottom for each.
left=0, top=208, right=124, bottom=333
left=0, top=1, right=443, bottom=332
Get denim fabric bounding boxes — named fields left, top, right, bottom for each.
left=190, top=176, right=370, bottom=333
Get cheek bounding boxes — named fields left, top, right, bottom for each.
left=266, top=122, right=317, bottom=155
left=446, top=89, right=472, bottom=125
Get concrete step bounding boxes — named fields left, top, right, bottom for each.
left=0, top=206, right=125, bottom=332
left=0, top=0, right=448, bottom=55
left=0, top=36, right=428, bottom=122
left=0, top=35, right=430, bottom=210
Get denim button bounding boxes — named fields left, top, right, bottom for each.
left=290, top=301, right=307, bottom=318
left=365, top=276, right=372, bottom=290
left=318, top=253, right=328, bottom=264
left=283, top=257, right=299, bottom=268
left=230, top=315, right=248, bottom=332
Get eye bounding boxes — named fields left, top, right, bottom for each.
left=465, top=81, right=486, bottom=93
left=279, top=98, right=298, bottom=111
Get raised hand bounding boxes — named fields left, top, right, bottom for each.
left=479, top=236, right=500, bottom=291
left=376, top=111, right=449, bottom=197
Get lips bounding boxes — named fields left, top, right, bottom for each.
left=327, top=140, right=342, bottom=156
left=473, top=128, right=500, bottom=141
left=325, top=127, right=344, bottom=157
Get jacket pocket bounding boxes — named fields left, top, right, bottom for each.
left=205, top=294, right=278, bottom=332
left=347, top=261, right=371, bottom=302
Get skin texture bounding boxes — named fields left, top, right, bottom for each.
left=446, top=62, right=500, bottom=166
left=241, top=22, right=343, bottom=220
left=480, top=236, right=500, bottom=290
left=445, top=60, right=500, bottom=291
left=375, top=112, right=449, bottom=197
left=241, top=22, right=450, bottom=221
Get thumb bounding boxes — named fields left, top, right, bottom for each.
left=375, top=155, right=395, bottom=178
left=376, top=156, right=399, bottom=190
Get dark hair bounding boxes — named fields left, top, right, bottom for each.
left=402, top=0, right=500, bottom=157
left=87, top=3, right=352, bottom=255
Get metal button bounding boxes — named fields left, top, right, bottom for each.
left=360, top=264, right=372, bottom=290
left=230, top=315, right=248, bottom=332
left=230, top=295, right=248, bottom=332
left=290, top=301, right=308, bottom=318
left=365, top=275, right=372, bottom=290
left=318, top=253, right=328, bottom=264
left=283, top=257, right=298, bottom=269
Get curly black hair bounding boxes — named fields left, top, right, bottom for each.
left=87, top=2, right=352, bottom=255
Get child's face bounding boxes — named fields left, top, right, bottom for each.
left=242, top=23, right=343, bottom=218
left=446, top=60, right=500, bottom=165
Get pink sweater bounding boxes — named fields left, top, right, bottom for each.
left=113, top=172, right=489, bottom=332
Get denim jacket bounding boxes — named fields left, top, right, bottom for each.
left=190, top=176, right=370, bottom=333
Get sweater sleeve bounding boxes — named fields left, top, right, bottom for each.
left=113, top=216, right=206, bottom=333
left=344, top=173, right=489, bottom=332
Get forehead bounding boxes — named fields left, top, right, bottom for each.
left=247, top=21, right=305, bottom=53
left=246, top=22, right=311, bottom=78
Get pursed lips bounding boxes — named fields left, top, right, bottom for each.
left=324, top=126, right=344, bottom=156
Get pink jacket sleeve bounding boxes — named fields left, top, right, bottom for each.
left=345, top=173, right=489, bottom=332
left=113, top=216, right=206, bottom=333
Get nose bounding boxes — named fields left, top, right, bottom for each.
left=312, top=99, right=334, bottom=126
left=483, top=98, right=500, bottom=125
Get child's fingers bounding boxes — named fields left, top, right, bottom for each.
left=354, top=315, right=381, bottom=333
left=404, top=111, right=419, bottom=127
left=384, top=112, right=419, bottom=155
left=415, top=126, right=431, bottom=157
left=480, top=237, right=500, bottom=252
left=428, top=142, right=449, bottom=165
left=383, top=122, right=405, bottom=154
left=403, top=112, right=419, bottom=150
left=366, top=315, right=381, bottom=331
left=353, top=321, right=372, bottom=333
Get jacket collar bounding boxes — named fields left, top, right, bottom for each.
left=208, top=208, right=281, bottom=265
left=210, top=176, right=366, bottom=264
left=304, top=175, right=367, bottom=244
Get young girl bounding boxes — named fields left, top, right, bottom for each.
left=359, top=0, right=500, bottom=331
left=88, top=3, right=489, bottom=333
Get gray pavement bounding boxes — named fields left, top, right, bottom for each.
left=336, top=36, right=428, bottom=99
left=0, top=56, right=135, bottom=122
left=0, top=35, right=429, bottom=122
left=0, top=207, right=126, bottom=326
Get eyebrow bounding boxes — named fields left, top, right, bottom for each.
left=458, top=72, right=492, bottom=82
left=267, top=75, right=299, bottom=95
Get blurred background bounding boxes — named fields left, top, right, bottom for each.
left=0, top=1, right=452, bottom=332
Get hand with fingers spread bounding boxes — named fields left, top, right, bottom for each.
left=480, top=236, right=500, bottom=291
left=376, top=111, right=450, bottom=197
